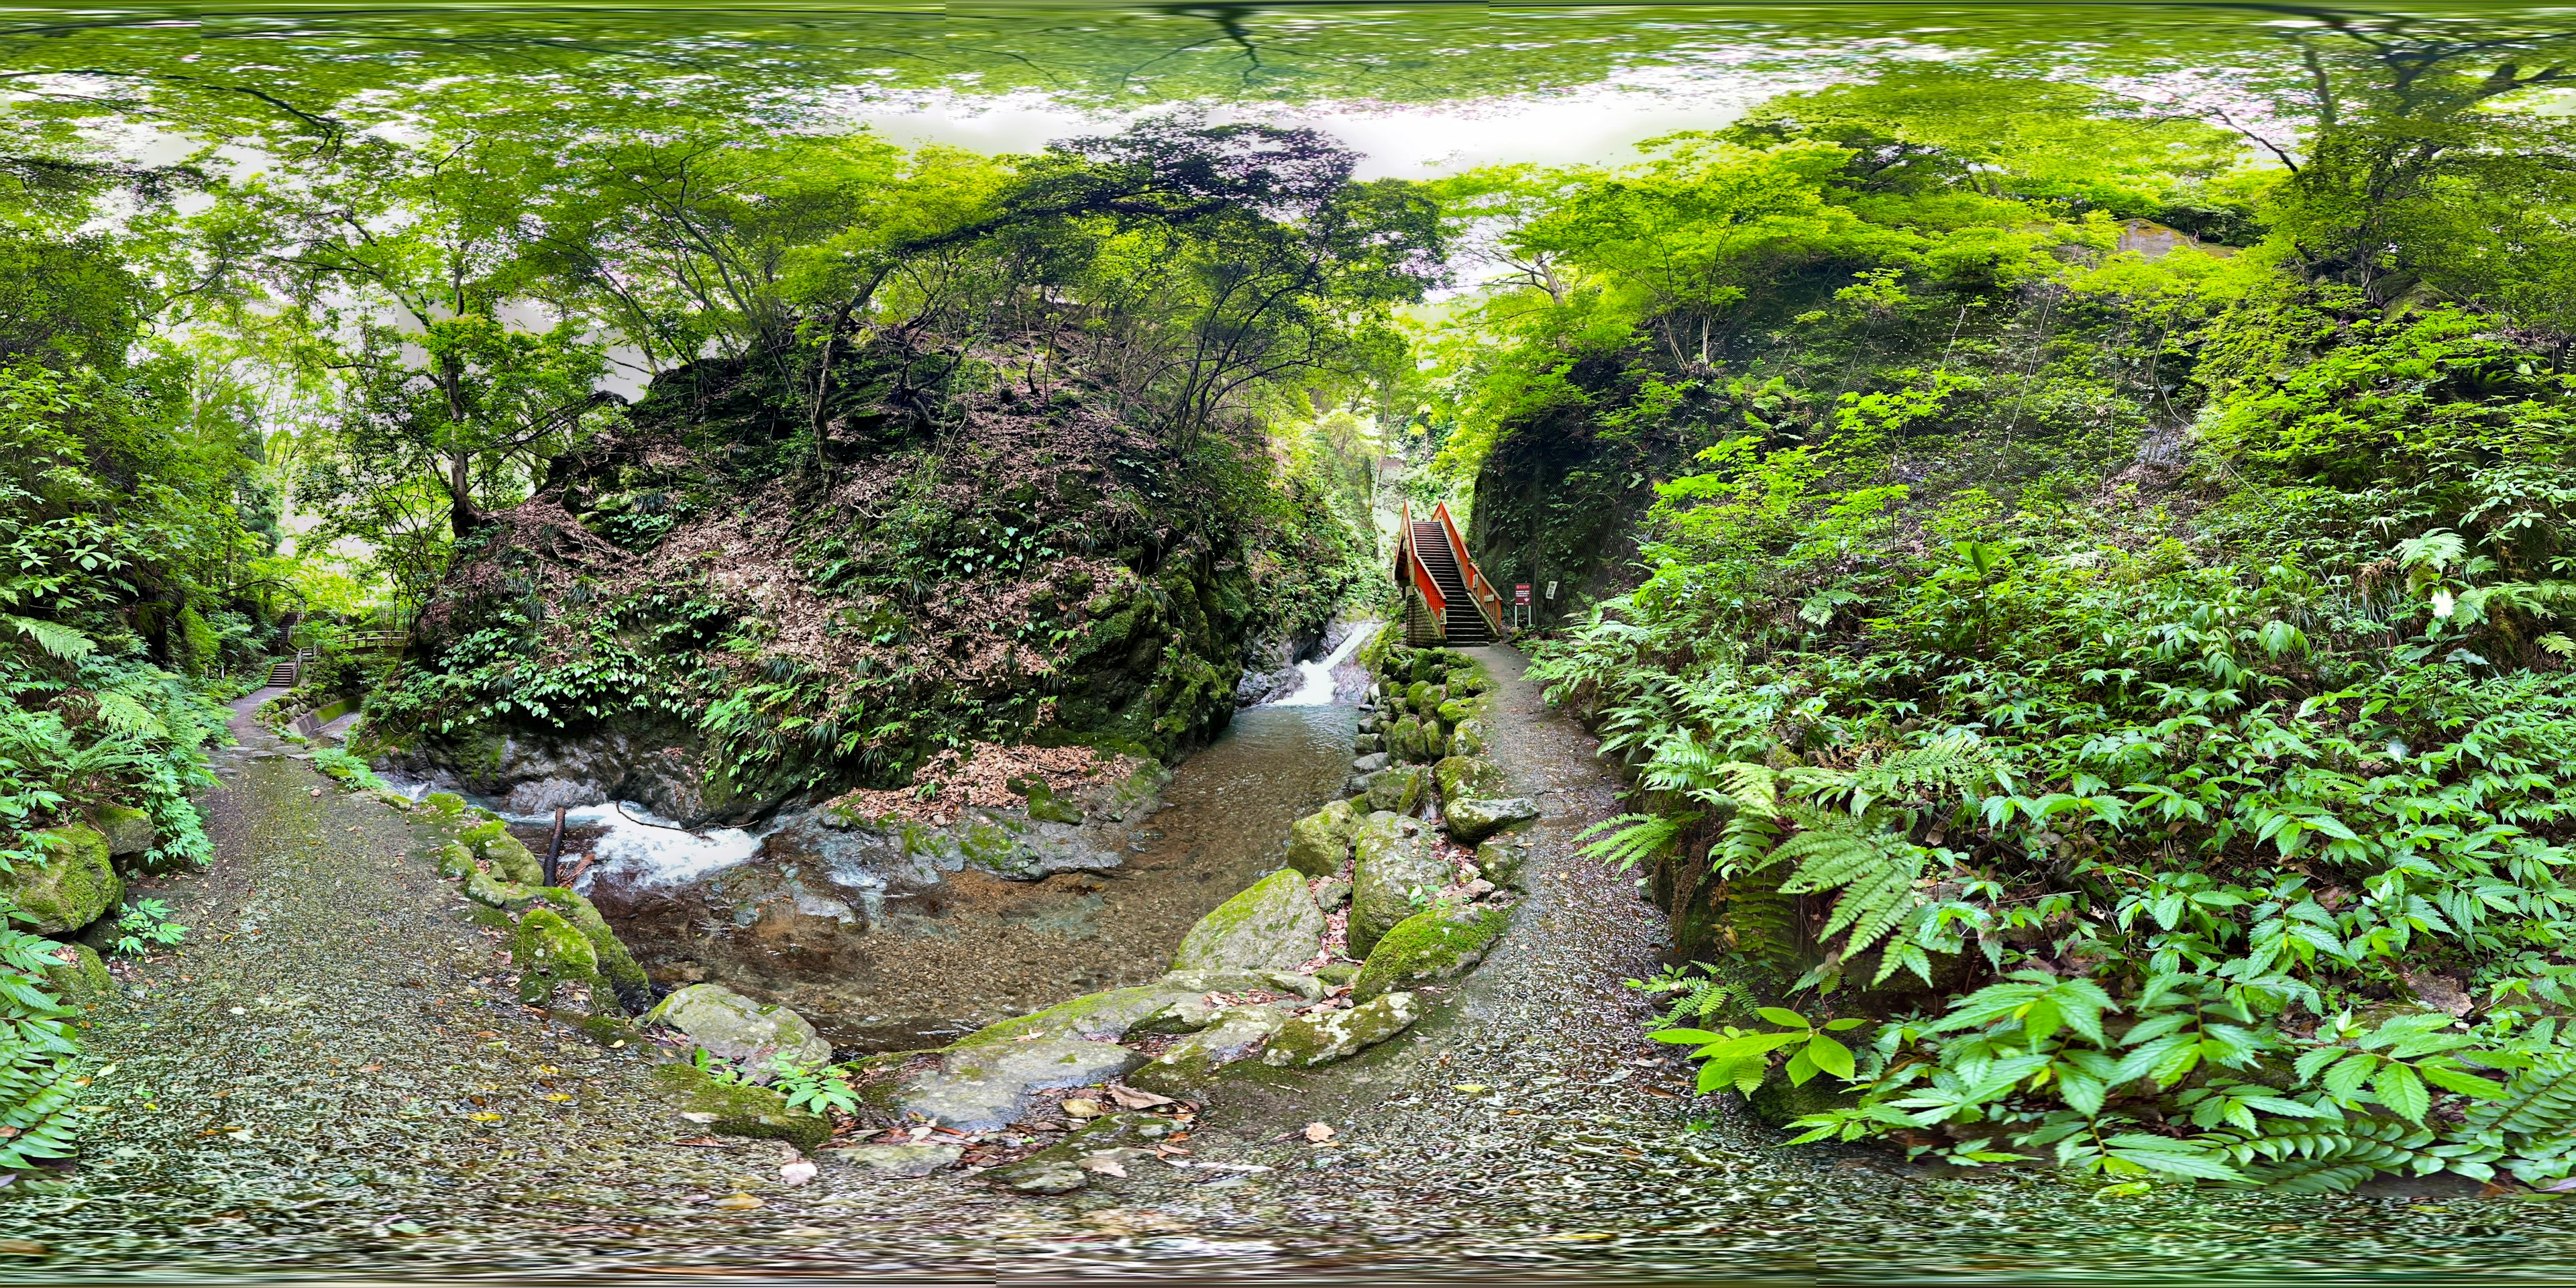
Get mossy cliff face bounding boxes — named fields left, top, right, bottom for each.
left=372, top=341, right=1370, bottom=823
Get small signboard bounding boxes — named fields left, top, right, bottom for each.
left=1513, top=583, right=1532, bottom=606
left=1546, top=580, right=1559, bottom=600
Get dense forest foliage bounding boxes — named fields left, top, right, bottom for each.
left=1440, top=28, right=2576, bottom=1188
left=7, top=3, right=2576, bottom=1196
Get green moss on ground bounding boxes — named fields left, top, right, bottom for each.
left=646, top=1062, right=833, bottom=1150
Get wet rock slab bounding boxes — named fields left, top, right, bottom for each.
left=896, top=1038, right=1146, bottom=1130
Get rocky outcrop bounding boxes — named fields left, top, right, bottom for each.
left=1354, top=905, right=1510, bottom=1000
left=1167, top=869, right=1326, bottom=973
left=1283, top=798, right=1361, bottom=877
left=1444, top=796, right=1539, bottom=845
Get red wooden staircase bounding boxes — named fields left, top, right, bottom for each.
left=1397, top=500, right=1505, bottom=647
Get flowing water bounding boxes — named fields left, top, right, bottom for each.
left=507, top=703, right=1361, bottom=1051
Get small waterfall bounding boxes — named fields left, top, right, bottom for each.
left=1269, top=626, right=1371, bottom=707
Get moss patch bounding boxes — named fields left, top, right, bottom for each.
left=1353, top=905, right=1510, bottom=1001
left=647, top=1061, right=832, bottom=1150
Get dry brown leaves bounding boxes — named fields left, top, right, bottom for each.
left=825, top=740, right=1142, bottom=824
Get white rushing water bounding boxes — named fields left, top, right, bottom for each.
left=1270, top=625, right=1372, bottom=706
left=505, top=800, right=766, bottom=890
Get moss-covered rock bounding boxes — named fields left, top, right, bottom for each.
left=1433, top=755, right=1509, bottom=803
left=531, top=888, right=652, bottom=1012
left=5, top=824, right=123, bottom=934
left=92, top=806, right=155, bottom=857
left=1353, top=905, right=1509, bottom=1001
left=645, top=982, right=834, bottom=1069
left=423, top=791, right=468, bottom=818
left=461, top=820, right=546, bottom=885
left=1126, top=1004, right=1288, bottom=1095
left=959, top=985, right=1188, bottom=1046
left=1387, top=715, right=1425, bottom=763
left=434, top=840, right=477, bottom=879
left=1168, top=869, right=1326, bottom=973
left=647, top=1061, right=832, bottom=1150
left=1435, top=697, right=1479, bottom=724
left=1349, top=812, right=1447, bottom=957
left=1445, top=796, right=1540, bottom=846
left=513, top=906, right=612, bottom=1012
left=1261, top=991, right=1421, bottom=1067
left=1474, top=838, right=1532, bottom=890
left=984, top=1112, right=1180, bottom=1194
left=1283, top=798, right=1361, bottom=877
left=40, top=941, right=113, bottom=1007
left=1447, top=717, right=1491, bottom=758
left=1748, top=1067, right=1860, bottom=1127
left=1366, top=765, right=1428, bottom=816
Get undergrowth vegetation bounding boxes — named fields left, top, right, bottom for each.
left=1508, top=34, right=2576, bottom=1190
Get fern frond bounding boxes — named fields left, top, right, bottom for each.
left=3, top=616, right=93, bottom=663
left=1774, top=809, right=1927, bottom=958
left=2218, top=1120, right=2439, bottom=1194
left=1576, top=812, right=1693, bottom=871
left=2464, top=1053, right=2576, bottom=1138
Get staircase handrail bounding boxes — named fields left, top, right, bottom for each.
left=1429, top=501, right=1506, bottom=638
left=1397, top=500, right=1448, bottom=619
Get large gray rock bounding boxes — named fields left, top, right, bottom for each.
left=5, top=824, right=123, bottom=934
left=1433, top=755, right=1509, bottom=804
left=92, top=805, right=156, bottom=857
left=1445, top=797, right=1541, bottom=845
left=1262, top=992, right=1421, bottom=1067
left=642, top=983, right=833, bottom=1070
left=1349, top=812, right=1448, bottom=957
left=1167, top=869, right=1326, bottom=973
left=1283, top=798, right=1361, bottom=877
left=818, top=1143, right=962, bottom=1177
left=895, top=1038, right=1143, bottom=1132
left=1366, top=765, right=1428, bottom=815
left=1128, top=1004, right=1289, bottom=1095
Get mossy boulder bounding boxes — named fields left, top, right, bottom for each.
left=1435, top=697, right=1478, bottom=725
left=1474, top=838, right=1532, bottom=890
left=961, top=985, right=1189, bottom=1046
left=513, top=906, right=613, bottom=1012
left=648, top=1061, right=831, bottom=1150
left=460, top=819, right=545, bottom=885
left=644, top=982, right=833, bottom=1069
left=40, top=941, right=113, bottom=1007
left=1445, top=796, right=1540, bottom=846
left=1447, top=717, right=1491, bottom=759
left=984, top=1112, right=1181, bottom=1194
left=1284, top=798, right=1361, bottom=877
left=5, top=824, right=123, bottom=934
left=1261, top=991, right=1421, bottom=1067
left=1353, top=905, right=1510, bottom=1001
left=1366, top=765, right=1428, bottom=816
left=92, top=806, right=155, bottom=858
left=531, top=888, right=651, bottom=1012
left=1168, top=869, right=1326, bottom=973
left=1126, top=1004, right=1289, bottom=1095
left=1433, top=755, right=1509, bottom=804
left=435, top=840, right=478, bottom=879
left=1405, top=680, right=1435, bottom=715
left=423, top=791, right=468, bottom=818
left=1349, top=812, right=1448, bottom=957
left=1387, top=715, right=1425, bottom=763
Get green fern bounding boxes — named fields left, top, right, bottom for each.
left=1772, top=807, right=1929, bottom=961
left=2216, top=1120, right=2445, bottom=1194
left=1, top=615, right=93, bottom=663
left=1576, top=812, right=1692, bottom=871
left=2463, top=1052, right=2576, bottom=1138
